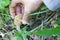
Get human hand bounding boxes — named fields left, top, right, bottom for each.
left=9, top=0, right=23, bottom=18
left=9, top=0, right=42, bottom=25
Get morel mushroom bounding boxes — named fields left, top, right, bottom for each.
left=14, top=14, right=22, bottom=26
left=14, top=3, right=23, bottom=26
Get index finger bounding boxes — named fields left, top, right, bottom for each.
left=9, top=3, right=16, bottom=18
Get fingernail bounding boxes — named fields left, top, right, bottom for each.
left=11, top=16, right=15, bottom=19
left=22, top=20, right=30, bottom=25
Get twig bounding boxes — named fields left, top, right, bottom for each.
left=30, top=24, right=42, bottom=32
left=29, top=13, right=55, bottom=33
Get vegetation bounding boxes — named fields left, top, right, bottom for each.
left=0, top=0, right=60, bottom=40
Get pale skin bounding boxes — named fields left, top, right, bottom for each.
left=9, top=0, right=43, bottom=24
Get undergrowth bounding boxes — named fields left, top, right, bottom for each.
left=0, top=0, right=60, bottom=40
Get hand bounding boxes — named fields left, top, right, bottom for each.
left=9, top=0, right=22, bottom=18
left=9, top=0, right=42, bottom=24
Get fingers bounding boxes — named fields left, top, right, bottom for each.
left=22, top=4, right=32, bottom=25
left=16, top=4, right=21, bottom=15
left=10, top=0, right=42, bottom=25
left=9, top=3, right=16, bottom=18
left=9, top=0, right=22, bottom=18
left=16, top=4, right=24, bottom=15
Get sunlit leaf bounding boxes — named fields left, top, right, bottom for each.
left=0, top=0, right=10, bottom=9
left=33, top=27, right=60, bottom=36
left=54, top=19, right=60, bottom=24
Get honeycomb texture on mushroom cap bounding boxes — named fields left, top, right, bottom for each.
left=14, top=14, right=22, bottom=26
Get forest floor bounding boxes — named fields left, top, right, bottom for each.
left=0, top=0, right=60, bottom=40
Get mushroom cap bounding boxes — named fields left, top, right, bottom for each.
left=14, top=14, right=22, bottom=26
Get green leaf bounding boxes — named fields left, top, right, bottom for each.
left=40, top=5, right=47, bottom=10
left=4, top=16, right=11, bottom=22
left=33, top=27, right=60, bottom=36
left=0, top=17, right=5, bottom=28
left=0, top=0, right=10, bottom=9
left=28, top=10, right=49, bottom=16
left=4, top=34, right=10, bottom=40
left=13, top=36, right=23, bottom=40
left=54, top=19, right=60, bottom=24
left=14, top=30, right=28, bottom=40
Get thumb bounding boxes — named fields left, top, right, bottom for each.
left=22, top=4, right=32, bottom=25
left=22, top=0, right=42, bottom=25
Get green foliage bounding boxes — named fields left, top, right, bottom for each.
left=33, top=27, right=60, bottom=36
left=28, top=5, right=49, bottom=16
left=0, top=0, right=10, bottom=9
left=4, top=34, right=10, bottom=40
left=0, top=0, right=11, bottom=29
left=28, top=10, right=49, bottom=16
left=13, top=27, right=31, bottom=40
left=13, top=26, right=60, bottom=40
left=0, top=17, right=5, bottom=28
left=40, top=4, right=48, bottom=10
left=0, top=8, right=11, bottom=28
left=0, top=0, right=60, bottom=40
left=54, top=19, right=60, bottom=24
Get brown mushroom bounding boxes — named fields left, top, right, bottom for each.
left=14, top=14, right=22, bottom=26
